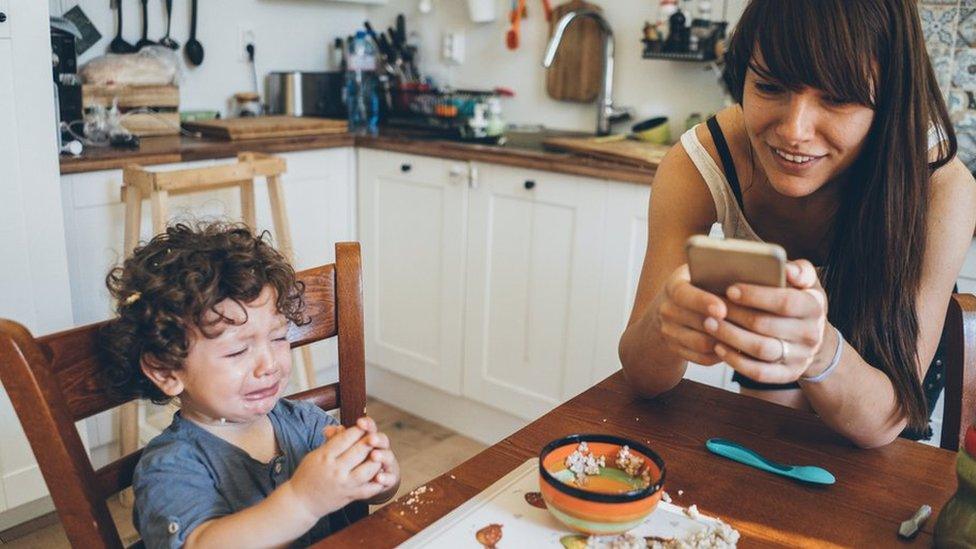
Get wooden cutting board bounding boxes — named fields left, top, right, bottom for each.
left=543, top=136, right=670, bottom=169
left=546, top=0, right=604, bottom=103
left=182, top=116, right=349, bottom=140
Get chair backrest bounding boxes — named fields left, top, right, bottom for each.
left=941, top=293, right=976, bottom=451
left=0, top=242, right=366, bottom=549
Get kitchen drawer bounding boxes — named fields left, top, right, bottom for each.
left=359, top=149, right=467, bottom=188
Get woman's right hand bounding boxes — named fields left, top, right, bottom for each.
left=286, top=424, right=385, bottom=522
left=656, top=264, right=728, bottom=366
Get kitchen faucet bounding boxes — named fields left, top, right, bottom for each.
left=543, top=9, right=632, bottom=136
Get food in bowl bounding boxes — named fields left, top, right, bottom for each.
left=539, top=434, right=666, bottom=535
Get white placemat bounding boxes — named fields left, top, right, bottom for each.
left=399, top=458, right=724, bottom=548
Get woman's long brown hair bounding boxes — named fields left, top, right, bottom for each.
left=722, top=0, right=956, bottom=432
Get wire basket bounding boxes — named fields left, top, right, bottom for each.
left=386, top=84, right=504, bottom=143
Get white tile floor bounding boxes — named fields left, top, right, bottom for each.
left=0, top=398, right=485, bottom=547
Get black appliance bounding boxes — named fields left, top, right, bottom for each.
left=51, top=20, right=83, bottom=144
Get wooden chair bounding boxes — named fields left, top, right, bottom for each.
left=0, top=242, right=368, bottom=548
left=941, top=293, right=976, bottom=451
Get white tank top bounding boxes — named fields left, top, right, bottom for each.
left=679, top=125, right=760, bottom=241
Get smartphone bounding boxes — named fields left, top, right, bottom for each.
left=685, top=235, right=787, bottom=296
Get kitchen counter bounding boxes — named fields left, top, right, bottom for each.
left=58, top=129, right=659, bottom=185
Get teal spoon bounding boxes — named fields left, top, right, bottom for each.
left=705, top=438, right=836, bottom=485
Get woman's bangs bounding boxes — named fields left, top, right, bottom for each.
left=748, top=0, right=876, bottom=107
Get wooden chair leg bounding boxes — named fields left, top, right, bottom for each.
left=119, top=185, right=144, bottom=507
left=240, top=180, right=257, bottom=228
left=150, top=190, right=169, bottom=234
left=266, top=174, right=317, bottom=387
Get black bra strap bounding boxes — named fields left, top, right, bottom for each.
left=706, top=116, right=745, bottom=211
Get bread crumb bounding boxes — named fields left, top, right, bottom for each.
left=661, top=491, right=672, bottom=503
left=678, top=490, right=684, bottom=496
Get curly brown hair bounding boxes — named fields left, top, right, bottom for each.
left=100, top=221, right=307, bottom=403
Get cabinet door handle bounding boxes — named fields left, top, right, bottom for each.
left=449, top=166, right=466, bottom=185
left=400, top=163, right=412, bottom=173
left=524, top=180, right=536, bottom=190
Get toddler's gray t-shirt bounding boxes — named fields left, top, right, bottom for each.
left=132, top=398, right=345, bottom=548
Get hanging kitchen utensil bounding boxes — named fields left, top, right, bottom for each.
left=109, top=0, right=137, bottom=53
left=396, top=14, right=407, bottom=48
left=541, top=0, right=554, bottom=21
left=506, top=0, right=524, bottom=50
left=184, top=0, right=204, bottom=66
left=545, top=0, right=603, bottom=102
left=159, top=0, right=179, bottom=49
left=135, top=0, right=156, bottom=49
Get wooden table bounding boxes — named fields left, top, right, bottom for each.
left=322, top=372, right=958, bottom=548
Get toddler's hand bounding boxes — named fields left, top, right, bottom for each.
left=286, top=424, right=385, bottom=521
left=363, top=430, right=399, bottom=488
left=326, top=417, right=399, bottom=488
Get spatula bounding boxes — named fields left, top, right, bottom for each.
left=705, top=438, right=836, bottom=485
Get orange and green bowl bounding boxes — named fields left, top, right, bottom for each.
left=539, top=434, right=666, bottom=535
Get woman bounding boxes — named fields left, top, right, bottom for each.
left=618, top=0, right=976, bottom=448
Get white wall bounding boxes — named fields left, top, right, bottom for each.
left=52, top=0, right=747, bottom=134
left=49, top=0, right=373, bottom=115
left=367, top=0, right=747, bottom=136
left=0, top=0, right=75, bottom=522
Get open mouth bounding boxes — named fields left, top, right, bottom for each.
left=244, top=381, right=280, bottom=401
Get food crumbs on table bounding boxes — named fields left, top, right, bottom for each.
left=450, top=474, right=456, bottom=480
left=685, top=504, right=701, bottom=519
left=581, top=533, right=645, bottom=549
left=661, top=491, right=672, bottom=503
left=602, top=418, right=608, bottom=422
left=678, top=489, right=684, bottom=496
left=524, top=491, right=547, bottom=509
left=475, top=523, right=503, bottom=548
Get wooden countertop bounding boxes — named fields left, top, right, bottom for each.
left=58, top=131, right=658, bottom=186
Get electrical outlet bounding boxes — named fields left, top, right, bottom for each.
left=238, top=25, right=255, bottom=62
left=441, top=31, right=465, bottom=65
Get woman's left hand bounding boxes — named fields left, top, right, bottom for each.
left=702, top=259, right=832, bottom=384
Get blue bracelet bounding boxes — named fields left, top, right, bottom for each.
left=800, top=326, right=844, bottom=383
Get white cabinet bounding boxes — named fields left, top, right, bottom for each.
left=593, top=182, right=735, bottom=392
left=358, top=149, right=469, bottom=395
left=592, top=183, right=651, bottom=387
left=461, top=163, right=608, bottom=420
left=358, top=150, right=738, bottom=427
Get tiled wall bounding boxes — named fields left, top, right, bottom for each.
left=921, top=0, right=976, bottom=171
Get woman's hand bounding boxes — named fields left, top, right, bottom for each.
left=655, top=264, right=730, bottom=366
left=702, top=260, right=833, bottom=384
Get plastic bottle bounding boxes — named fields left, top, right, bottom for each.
left=345, top=31, right=380, bottom=135
left=658, top=0, right=678, bottom=43
left=485, top=97, right=505, bottom=138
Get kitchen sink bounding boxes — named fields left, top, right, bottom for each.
left=500, top=126, right=593, bottom=153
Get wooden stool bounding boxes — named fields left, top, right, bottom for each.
left=117, top=152, right=317, bottom=500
